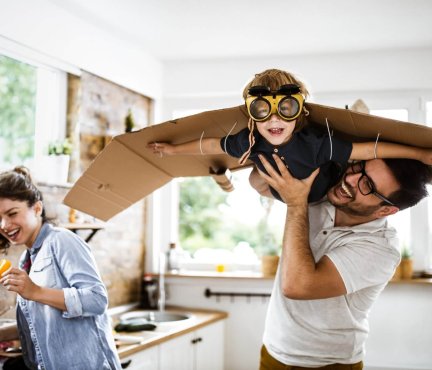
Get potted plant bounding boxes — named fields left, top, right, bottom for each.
left=256, top=197, right=280, bottom=276
left=400, top=247, right=414, bottom=279
left=259, top=234, right=280, bottom=276
left=43, top=138, right=73, bottom=183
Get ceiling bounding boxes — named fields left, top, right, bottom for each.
left=51, top=0, right=432, bottom=61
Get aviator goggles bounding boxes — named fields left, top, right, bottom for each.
left=245, top=84, right=304, bottom=122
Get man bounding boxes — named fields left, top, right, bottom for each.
left=258, top=155, right=432, bottom=369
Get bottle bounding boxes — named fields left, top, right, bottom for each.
left=140, top=274, right=158, bottom=309
left=166, top=242, right=180, bottom=272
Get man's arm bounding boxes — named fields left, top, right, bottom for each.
left=258, top=154, right=347, bottom=299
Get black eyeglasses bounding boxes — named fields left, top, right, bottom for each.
left=349, top=161, right=395, bottom=206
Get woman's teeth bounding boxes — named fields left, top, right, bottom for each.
left=7, top=229, right=19, bottom=240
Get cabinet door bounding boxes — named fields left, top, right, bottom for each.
left=122, top=346, right=159, bottom=370
left=159, top=332, right=194, bottom=370
left=194, top=321, right=224, bottom=370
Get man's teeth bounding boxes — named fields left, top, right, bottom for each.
left=341, top=181, right=353, bottom=198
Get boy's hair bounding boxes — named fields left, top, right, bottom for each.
left=242, top=69, right=310, bottom=133
left=383, top=158, right=432, bottom=210
left=0, top=166, right=48, bottom=251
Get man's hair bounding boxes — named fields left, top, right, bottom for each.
left=384, top=158, right=432, bottom=210
left=242, top=69, right=310, bottom=133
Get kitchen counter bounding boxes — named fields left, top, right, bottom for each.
left=110, top=305, right=228, bottom=359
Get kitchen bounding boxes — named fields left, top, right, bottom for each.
left=1, top=1, right=432, bottom=369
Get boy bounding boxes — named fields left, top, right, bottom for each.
left=147, top=69, right=432, bottom=202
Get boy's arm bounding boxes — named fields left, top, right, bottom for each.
left=351, top=142, right=432, bottom=164
left=147, top=138, right=224, bottom=156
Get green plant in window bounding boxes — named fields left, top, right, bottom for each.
left=0, top=55, right=37, bottom=164
left=48, top=138, right=73, bottom=155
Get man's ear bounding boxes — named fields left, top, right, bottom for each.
left=375, top=205, right=399, bottom=219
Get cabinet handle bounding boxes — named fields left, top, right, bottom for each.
left=191, top=338, right=198, bottom=344
left=121, top=359, right=132, bottom=369
left=197, top=337, right=203, bottom=342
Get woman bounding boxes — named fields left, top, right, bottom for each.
left=0, top=166, right=121, bottom=370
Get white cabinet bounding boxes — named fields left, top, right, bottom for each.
left=159, top=332, right=194, bottom=370
left=159, top=321, right=225, bottom=370
left=194, top=321, right=224, bottom=370
left=120, top=320, right=225, bottom=370
left=121, top=346, right=159, bottom=370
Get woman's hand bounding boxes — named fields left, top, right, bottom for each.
left=146, top=142, right=176, bottom=156
left=0, top=267, right=40, bottom=300
left=258, top=154, right=319, bottom=206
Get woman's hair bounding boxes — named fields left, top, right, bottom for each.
left=242, top=68, right=310, bottom=133
left=0, top=166, right=47, bottom=251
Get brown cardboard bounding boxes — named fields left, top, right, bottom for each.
left=64, top=103, right=432, bottom=221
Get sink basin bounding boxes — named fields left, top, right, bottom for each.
left=120, top=310, right=193, bottom=323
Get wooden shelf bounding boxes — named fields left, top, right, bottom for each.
left=61, top=223, right=105, bottom=242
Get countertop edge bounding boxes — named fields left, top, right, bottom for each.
left=116, top=307, right=228, bottom=358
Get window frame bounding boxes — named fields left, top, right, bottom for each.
left=148, top=90, right=432, bottom=274
left=0, top=36, right=79, bottom=174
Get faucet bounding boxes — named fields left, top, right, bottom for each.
left=158, top=252, right=166, bottom=311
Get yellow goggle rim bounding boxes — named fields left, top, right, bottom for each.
left=245, top=93, right=304, bottom=122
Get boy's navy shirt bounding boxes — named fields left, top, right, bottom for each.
left=221, top=125, right=353, bottom=202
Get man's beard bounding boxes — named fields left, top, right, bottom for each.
left=328, top=196, right=381, bottom=217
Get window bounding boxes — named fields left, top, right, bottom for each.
left=0, top=53, right=66, bottom=175
left=370, top=108, right=410, bottom=250
left=155, top=97, right=432, bottom=274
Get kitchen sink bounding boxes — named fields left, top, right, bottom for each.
left=119, top=310, right=193, bottom=324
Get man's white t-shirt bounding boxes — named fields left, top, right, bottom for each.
left=263, top=200, right=401, bottom=367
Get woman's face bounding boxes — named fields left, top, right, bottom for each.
left=0, top=198, right=43, bottom=248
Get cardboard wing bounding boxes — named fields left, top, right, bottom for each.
left=64, top=102, right=432, bottom=221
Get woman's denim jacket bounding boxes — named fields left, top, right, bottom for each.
left=17, top=223, right=121, bottom=370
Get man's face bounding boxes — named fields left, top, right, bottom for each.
left=327, top=159, right=400, bottom=217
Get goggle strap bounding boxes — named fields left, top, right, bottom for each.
left=238, top=118, right=255, bottom=165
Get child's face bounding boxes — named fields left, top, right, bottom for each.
left=256, top=114, right=296, bottom=146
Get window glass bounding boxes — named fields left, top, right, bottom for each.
left=370, top=108, right=411, bottom=250
left=0, top=54, right=66, bottom=178
left=0, top=55, right=37, bottom=166
left=426, top=101, right=432, bottom=270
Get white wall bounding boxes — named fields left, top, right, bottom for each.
left=0, top=0, right=163, bottom=100
left=162, top=48, right=432, bottom=117
left=166, top=277, right=432, bottom=370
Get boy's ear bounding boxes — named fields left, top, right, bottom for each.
left=376, top=205, right=399, bottom=218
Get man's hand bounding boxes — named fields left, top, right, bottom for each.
left=258, top=154, right=319, bottom=206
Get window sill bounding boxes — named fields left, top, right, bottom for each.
left=389, top=277, right=432, bottom=285
left=165, top=270, right=276, bottom=280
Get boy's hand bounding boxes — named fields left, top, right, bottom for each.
left=146, top=142, right=175, bottom=156
left=258, top=154, right=319, bottom=206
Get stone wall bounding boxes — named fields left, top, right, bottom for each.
left=0, top=71, right=152, bottom=315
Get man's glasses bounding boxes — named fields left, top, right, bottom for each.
left=349, top=161, right=395, bottom=206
